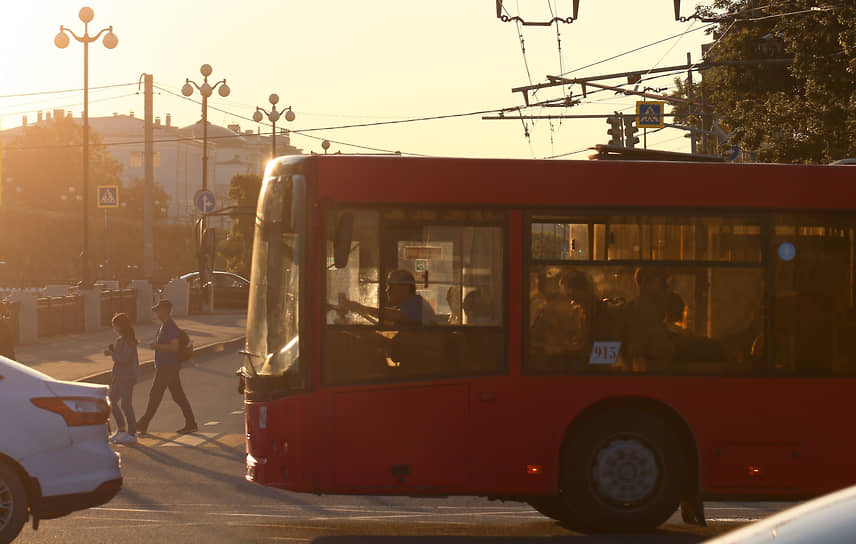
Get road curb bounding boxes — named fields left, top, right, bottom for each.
left=77, top=336, right=246, bottom=385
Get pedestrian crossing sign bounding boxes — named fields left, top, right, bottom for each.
left=97, top=185, right=119, bottom=208
left=636, top=101, right=665, bottom=129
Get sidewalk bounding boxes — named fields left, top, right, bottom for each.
left=13, top=311, right=246, bottom=383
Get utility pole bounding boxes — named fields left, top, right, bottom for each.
left=687, top=52, right=697, bottom=155
left=143, top=73, right=154, bottom=280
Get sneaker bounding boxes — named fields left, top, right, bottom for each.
left=115, top=432, right=137, bottom=444
left=135, top=421, right=148, bottom=434
left=176, top=423, right=198, bottom=434
left=108, top=430, right=124, bottom=443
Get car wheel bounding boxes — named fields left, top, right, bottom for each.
left=558, top=411, right=686, bottom=532
left=0, top=462, right=28, bottom=543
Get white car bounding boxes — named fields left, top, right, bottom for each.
left=0, top=357, right=121, bottom=542
left=704, top=485, right=856, bottom=544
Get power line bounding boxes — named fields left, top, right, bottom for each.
left=0, top=82, right=138, bottom=100
left=562, top=24, right=715, bottom=76
left=0, top=93, right=139, bottom=118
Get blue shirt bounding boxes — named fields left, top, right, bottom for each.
left=397, top=293, right=436, bottom=324
left=155, top=319, right=180, bottom=367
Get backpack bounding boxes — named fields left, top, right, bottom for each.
left=178, top=329, right=194, bottom=362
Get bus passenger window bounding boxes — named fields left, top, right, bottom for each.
left=770, top=216, right=856, bottom=376
left=527, top=213, right=765, bottom=376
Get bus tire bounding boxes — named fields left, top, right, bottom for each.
left=558, top=411, right=686, bottom=532
left=526, top=495, right=569, bottom=521
left=0, top=462, right=28, bottom=544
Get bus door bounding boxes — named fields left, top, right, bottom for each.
left=323, top=208, right=505, bottom=492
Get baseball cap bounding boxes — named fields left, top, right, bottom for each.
left=151, top=299, right=173, bottom=312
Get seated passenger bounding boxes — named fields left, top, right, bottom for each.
left=530, top=269, right=584, bottom=371
left=462, top=289, right=494, bottom=325
left=664, top=291, right=726, bottom=368
left=446, top=285, right=462, bottom=325
left=559, top=270, right=624, bottom=368
left=622, top=267, right=676, bottom=371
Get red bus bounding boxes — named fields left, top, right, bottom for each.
left=240, top=155, right=856, bottom=532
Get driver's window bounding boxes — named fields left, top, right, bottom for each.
left=323, top=207, right=506, bottom=386
left=325, top=209, right=380, bottom=326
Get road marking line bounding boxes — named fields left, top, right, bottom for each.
left=156, top=432, right=217, bottom=447
left=204, top=421, right=220, bottom=426
left=92, top=507, right=171, bottom=513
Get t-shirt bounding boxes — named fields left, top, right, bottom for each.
left=155, top=319, right=180, bottom=367
left=397, top=293, right=436, bottom=324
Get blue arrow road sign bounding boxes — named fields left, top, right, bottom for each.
left=195, top=190, right=216, bottom=214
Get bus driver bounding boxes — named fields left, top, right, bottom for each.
left=342, top=269, right=436, bottom=325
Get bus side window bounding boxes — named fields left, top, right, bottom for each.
left=526, top=214, right=765, bottom=376
left=772, top=217, right=856, bottom=376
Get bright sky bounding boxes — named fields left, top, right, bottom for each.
left=0, top=1, right=717, bottom=160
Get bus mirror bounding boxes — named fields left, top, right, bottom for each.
left=290, top=175, right=306, bottom=232
left=334, top=213, right=354, bottom=269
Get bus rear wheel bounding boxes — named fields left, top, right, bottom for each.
left=558, top=411, right=686, bottom=532
left=526, top=495, right=569, bottom=521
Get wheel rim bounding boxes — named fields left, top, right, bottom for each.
left=0, top=478, right=12, bottom=529
left=591, top=436, right=660, bottom=507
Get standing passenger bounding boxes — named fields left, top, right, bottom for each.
left=106, top=313, right=139, bottom=444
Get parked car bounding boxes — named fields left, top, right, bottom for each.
left=0, top=357, right=121, bottom=542
left=180, top=271, right=250, bottom=311
left=704, top=484, right=856, bottom=544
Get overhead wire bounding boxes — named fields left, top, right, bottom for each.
left=0, top=82, right=139, bottom=100
left=1, top=92, right=142, bottom=118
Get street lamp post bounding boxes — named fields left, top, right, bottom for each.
left=55, top=6, right=118, bottom=288
left=182, top=65, right=229, bottom=314
left=253, top=94, right=295, bottom=160
left=181, top=64, right=230, bottom=192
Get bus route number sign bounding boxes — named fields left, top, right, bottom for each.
left=589, top=341, right=621, bottom=364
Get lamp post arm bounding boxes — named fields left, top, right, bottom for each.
left=89, top=26, right=114, bottom=42
left=59, top=26, right=86, bottom=43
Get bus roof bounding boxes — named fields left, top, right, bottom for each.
left=276, top=155, right=855, bottom=212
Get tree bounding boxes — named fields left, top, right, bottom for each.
left=666, top=77, right=719, bottom=156
left=683, top=0, right=856, bottom=163
left=98, top=178, right=191, bottom=284
left=0, top=115, right=122, bottom=285
left=219, top=173, right=262, bottom=279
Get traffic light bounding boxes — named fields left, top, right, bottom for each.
left=606, top=116, right=622, bottom=146
left=623, top=117, right=640, bottom=149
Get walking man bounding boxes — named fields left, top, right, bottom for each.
left=136, top=300, right=198, bottom=434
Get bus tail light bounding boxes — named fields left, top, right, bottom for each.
left=527, top=464, right=543, bottom=475
left=31, top=397, right=110, bottom=426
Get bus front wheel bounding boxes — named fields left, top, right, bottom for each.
left=558, top=411, right=686, bottom=532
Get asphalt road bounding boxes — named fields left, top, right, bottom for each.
left=14, top=347, right=789, bottom=544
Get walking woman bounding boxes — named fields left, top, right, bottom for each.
left=106, top=313, right=140, bottom=445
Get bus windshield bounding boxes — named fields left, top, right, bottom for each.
left=244, top=168, right=304, bottom=388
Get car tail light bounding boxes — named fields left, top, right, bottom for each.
left=30, top=397, right=110, bottom=426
